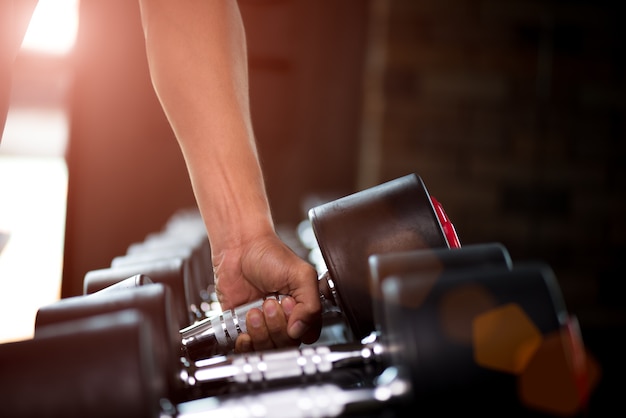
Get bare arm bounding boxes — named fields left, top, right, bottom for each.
left=138, top=0, right=321, bottom=350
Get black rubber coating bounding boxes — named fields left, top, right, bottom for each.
left=308, top=173, right=449, bottom=340
left=382, top=262, right=568, bottom=412
left=368, top=242, right=513, bottom=335
left=83, top=257, right=195, bottom=327
left=0, top=309, right=162, bottom=418
left=35, top=282, right=182, bottom=397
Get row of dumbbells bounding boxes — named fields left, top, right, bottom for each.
left=0, top=173, right=594, bottom=417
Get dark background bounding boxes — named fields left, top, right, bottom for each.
left=58, top=0, right=624, bottom=414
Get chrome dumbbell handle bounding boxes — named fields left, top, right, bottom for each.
left=180, top=294, right=286, bottom=356
left=182, top=341, right=384, bottom=390
left=174, top=367, right=410, bottom=418
left=174, top=383, right=374, bottom=418
left=179, top=273, right=344, bottom=360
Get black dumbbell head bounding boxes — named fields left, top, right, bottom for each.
left=35, top=282, right=182, bottom=397
left=308, top=173, right=450, bottom=340
left=83, top=257, right=195, bottom=327
left=382, top=263, right=569, bottom=413
left=368, top=242, right=513, bottom=336
left=1, top=309, right=162, bottom=418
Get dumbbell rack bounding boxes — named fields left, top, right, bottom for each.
left=0, top=173, right=596, bottom=418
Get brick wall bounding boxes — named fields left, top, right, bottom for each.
left=366, top=0, right=625, bottom=411
left=369, top=0, right=624, bottom=307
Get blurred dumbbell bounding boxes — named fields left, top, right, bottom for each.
left=368, top=241, right=513, bottom=338
left=2, top=309, right=163, bottom=418
left=119, top=208, right=214, bottom=317
left=35, top=278, right=287, bottom=392
left=111, top=246, right=211, bottom=321
left=84, top=255, right=203, bottom=328
left=382, top=263, right=592, bottom=416
left=83, top=209, right=215, bottom=327
left=35, top=277, right=186, bottom=397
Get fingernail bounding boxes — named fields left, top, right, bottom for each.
left=248, top=309, right=263, bottom=328
left=235, top=336, right=252, bottom=354
left=288, top=320, right=309, bottom=340
left=263, top=299, right=277, bottom=318
left=281, top=296, right=296, bottom=316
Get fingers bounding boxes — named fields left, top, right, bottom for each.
left=235, top=299, right=299, bottom=353
left=234, top=333, right=253, bottom=353
left=288, top=303, right=322, bottom=345
left=222, top=234, right=323, bottom=352
left=286, top=264, right=323, bottom=344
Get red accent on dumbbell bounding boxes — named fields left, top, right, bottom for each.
left=430, top=196, right=461, bottom=248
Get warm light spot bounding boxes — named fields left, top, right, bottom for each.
left=518, top=328, right=602, bottom=417
left=21, top=0, right=80, bottom=55
left=439, top=283, right=497, bottom=345
left=473, top=303, right=542, bottom=374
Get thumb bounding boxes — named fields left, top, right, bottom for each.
left=286, top=298, right=322, bottom=344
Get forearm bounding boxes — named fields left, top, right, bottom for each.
left=138, top=0, right=274, bottom=251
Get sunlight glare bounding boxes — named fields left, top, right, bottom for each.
left=21, top=0, right=79, bottom=55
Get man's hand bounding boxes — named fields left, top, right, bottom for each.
left=212, top=232, right=322, bottom=353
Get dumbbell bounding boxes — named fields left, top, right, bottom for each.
left=169, top=261, right=586, bottom=418
left=118, top=208, right=215, bottom=316
left=83, top=212, right=217, bottom=328
left=179, top=173, right=462, bottom=357
left=82, top=207, right=215, bottom=327
left=110, top=246, right=211, bottom=321
left=84, top=255, right=203, bottom=328
left=2, top=309, right=164, bottom=418
left=368, top=241, right=513, bottom=339
left=307, top=173, right=460, bottom=341
left=35, top=277, right=186, bottom=398
left=381, top=264, right=592, bottom=416
left=34, top=243, right=513, bottom=405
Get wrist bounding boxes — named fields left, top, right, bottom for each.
left=202, top=195, right=275, bottom=253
